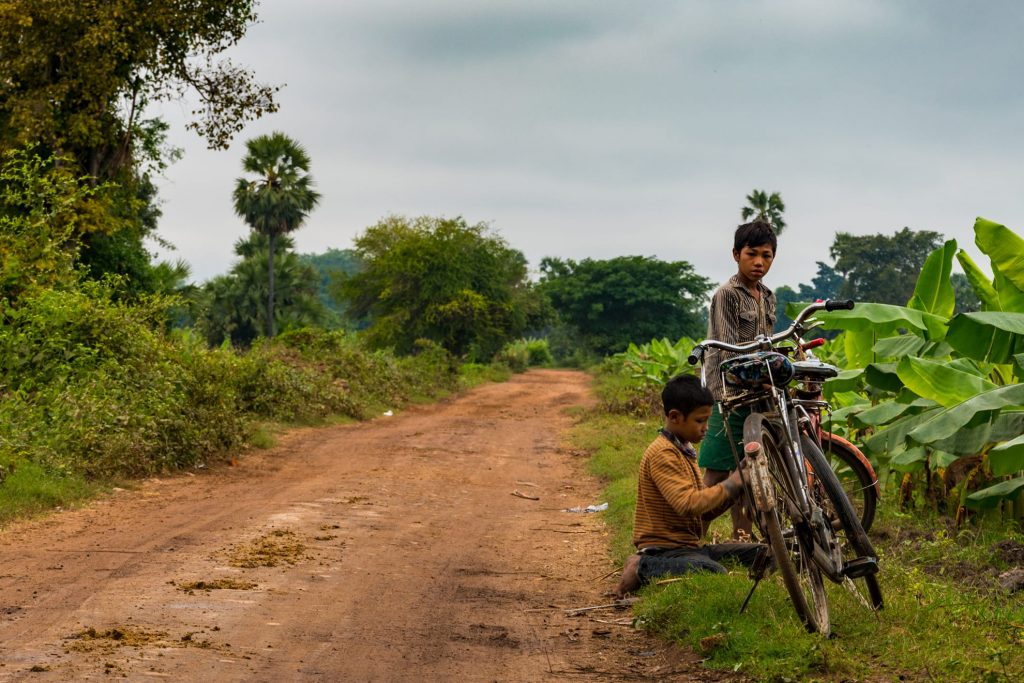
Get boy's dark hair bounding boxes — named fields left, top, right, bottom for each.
left=662, top=373, right=714, bottom=416
left=734, top=219, right=778, bottom=253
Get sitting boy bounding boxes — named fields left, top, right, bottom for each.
left=615, top=374, right=763, bottom=598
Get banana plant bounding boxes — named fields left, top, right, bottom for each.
left=614, top=336, right=697, bottom=387
left=794, top=218, right=1024, bottom=516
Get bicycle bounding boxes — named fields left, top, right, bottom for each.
left=688, top=299, right=882, bottom=635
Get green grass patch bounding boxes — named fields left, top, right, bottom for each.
left=0, top=460, right=99, bottom=524
left=458, top=362, right=512, bottom=389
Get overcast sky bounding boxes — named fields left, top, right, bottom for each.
left=151, top=0, right=1024, bottom=289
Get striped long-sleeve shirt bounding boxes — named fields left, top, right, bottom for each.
left=703, top=274, right=776, bottom=400
left=632, top=433, right=735, bottom=549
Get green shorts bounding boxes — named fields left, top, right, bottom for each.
left=697, top=404, right=750, bottom=471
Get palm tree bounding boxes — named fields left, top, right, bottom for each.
left=233, top=132, right=321, bottom=337
left=741, top=189, right=786, bottom=234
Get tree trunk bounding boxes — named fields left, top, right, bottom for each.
left=267, top=231, right=276, bottom=337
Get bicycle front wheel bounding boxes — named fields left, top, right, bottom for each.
left=803, top=434, right=884, bottom=611
left=744, top=413, right=830, bottom=634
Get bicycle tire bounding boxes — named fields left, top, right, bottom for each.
left=819, top=432, right=878, bottom=533
left=744, top=413, right=830, bottom=634
left=802, top=434, right=884, bottom=611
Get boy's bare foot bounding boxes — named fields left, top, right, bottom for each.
left=613, top=553, right=641, bottom=599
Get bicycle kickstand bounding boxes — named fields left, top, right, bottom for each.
left=739, top=544, right=773, bottom=615
left=739, top=578, right=761, bottom=614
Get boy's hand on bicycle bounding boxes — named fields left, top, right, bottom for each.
left=722, top=467, right=745, bottom=499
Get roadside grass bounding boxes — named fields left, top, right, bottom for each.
left=0, top=460, right=100, bottom=524
left=458, top=362, right=513, bottom=389
left=570, top=409, right=1024, bottom=682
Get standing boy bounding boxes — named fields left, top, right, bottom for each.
left=697, top=220, right=778, bottom=539
left=615, top=374, right=763, bottom=598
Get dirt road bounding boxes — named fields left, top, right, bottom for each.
left=0, top=370, right=715, bottom=681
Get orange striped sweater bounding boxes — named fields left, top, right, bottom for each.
left=633, top=433, right=735, bottom=549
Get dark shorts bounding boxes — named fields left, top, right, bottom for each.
left=636, top=543, right=764, bottom=583
left=697, top=403, right=750, bottom=471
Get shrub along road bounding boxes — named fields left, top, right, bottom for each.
left=0, top=370, right=721, bottom=681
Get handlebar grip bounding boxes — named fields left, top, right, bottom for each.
left=687, top=352, right=700, bottom=365
left=825, top=299, right=855, bottom=311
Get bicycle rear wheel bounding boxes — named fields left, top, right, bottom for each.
left=803, top=434, right=884, bottom=611
left=744, top=413, right=830, bottom=634
left=819, top=432, right=878, bottom=533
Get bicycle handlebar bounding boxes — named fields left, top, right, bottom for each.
left=687, top=298, right=855, bottom=365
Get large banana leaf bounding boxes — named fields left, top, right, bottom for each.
left=993, top=269, right=1024, bottom=313
left=906, top=384, right=1024, bottom=445
left=990, top=434, right=1024, bottom=477
left=965, top=476, right=1024, bottom=510
left=824, top=368, right=864, bottom=394
left=945, top=311, right=1024, bottom=364
left=930, top=411, right=1024, bottom=456
left=844, top=328, right=875, bottom=368
left=863, top=406, right=943, bottom=457
left=815, top=303, right=947, bottom=341
left=889, top=446, right=928, bottom=472
left=908, top=239, right=956, bottom=318
left=873, top=334, right=928, bottom=360
left=896, top=356, right=996, bottom=407
left=956, top=250, right=1001, bottom=311
left=853, top=392, right=937, bottom=428
left=975, top=218, right=1024, bottom=294
left=865, top=363, right=903, bottom=393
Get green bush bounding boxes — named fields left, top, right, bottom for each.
left=0, top=289, right=460, bottom=483
left=494, top=337, right=553, bottom=373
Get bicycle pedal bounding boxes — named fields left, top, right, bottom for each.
left=842, top=556, right=879, bottom=578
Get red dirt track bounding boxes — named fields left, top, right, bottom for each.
left=0, top=370, right=720, bottom=681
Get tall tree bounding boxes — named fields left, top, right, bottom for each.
left=197, top=233, right=324, bottom=347
left=830, top=228, right=944, bottom=305
left=741, top=189, right=786, bottom=234
left=0, top=1, right=278, bottom=294
left=338, top=215, right=547, bottom=359
left=232, top=132, right=320, bottom=337
left=0, top=1, right=277, bottom=162
left=537, top=256, right=713, bottom=355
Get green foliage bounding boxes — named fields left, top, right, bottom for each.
left=0, top=460, right=98, bottom=523
left=0, top=148, right=90, bottom=302
left=457, top=362, right=513, bottom=389
left=816, top=219, right=1024, bottom=516
left=831, top=227, right=944, bottom=305
left=537, top=255, right=712, bottom=356
left=338, top=215, right=547, bottom=360
left=0, top=0, right=277, bottom=157
left=493, top=338, right=553, bottom=373
left=908, top=239, right=957, bottom=317
left=196, top=233, right=325, bottom=347
left=298, top=247, right=363, bottom=329
left=0, top=285, right=459, bottom=487
left=614, top=337, right=696, bottom=387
